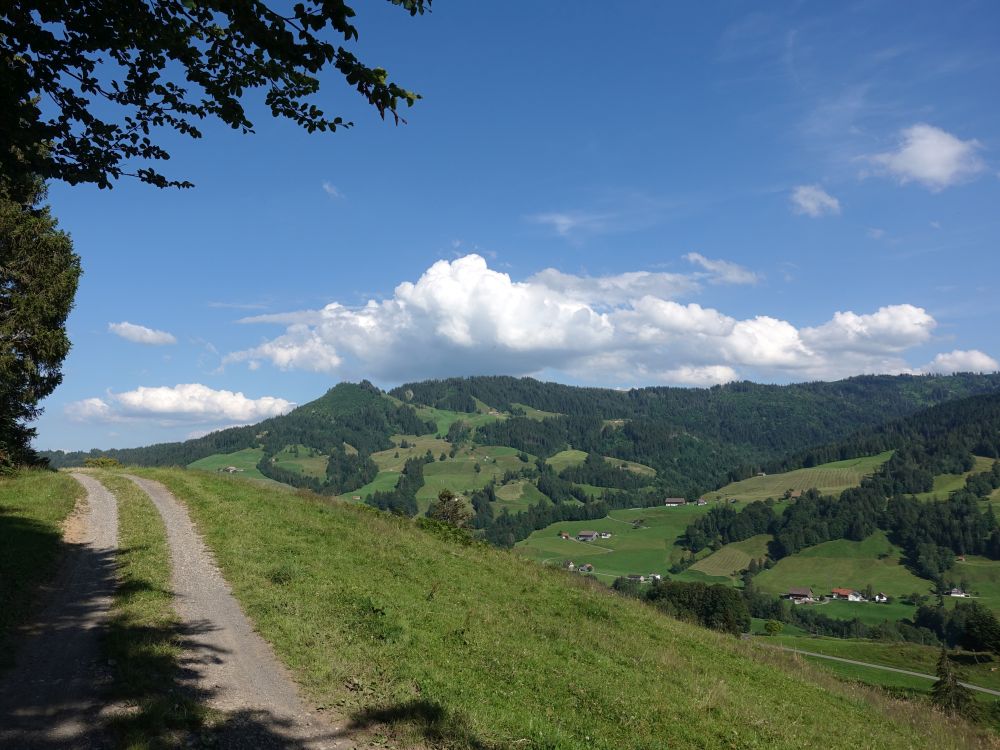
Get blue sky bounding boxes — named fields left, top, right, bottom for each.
left=36, top=1, right=1000, bottom=451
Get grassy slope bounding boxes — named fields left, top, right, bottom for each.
left=754, top=531, right=930, bottom=600
left=186, top=447, right=277, bottom=483
left=516, top=503, right=767, bottom=582
left=128, top=468, right=987, bottom=749
left=270, top=444, right=329, bottom=480
left=690, top=534, right=772, bottom=579
left=705, top=452, right=893, bottom=501
left=914, top=456, right=998, bottom=501
left=545, top=449, right=656, bottom=477
left=0, top=470, right=82, bottom=659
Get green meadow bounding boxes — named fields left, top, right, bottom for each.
left=516, top=503, right=740, bottom=581
left=412, top=405, right=503, bottom=435
left=690, top=534, right=772, bottom=579
left=120, top=468, right=991, bottom=749
left=509, top=402, right=562, bottom=420
left=753, top=531, right=930, bottom=600
left=544, top=449, right=656, bottom=477
left=705, top=452, right=893, bottom=502
left=270, top=444, right=329, bottom=480
left=186, top=447, right=279, bottom=483
left=914, top=456, right=998, bottom=501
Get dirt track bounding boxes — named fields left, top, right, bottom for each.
left=0, top=472, right=117, bottom=749
left=124, top=475, right=344, bottom=749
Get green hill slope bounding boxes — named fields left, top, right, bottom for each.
left=124, top=468, right=987, bottom=749
left=706, top=452, right=892, bottom=502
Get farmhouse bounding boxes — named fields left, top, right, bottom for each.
left=220, top=466, right=243, bottom=474
left=563, top=561, right=576, bottom=571
left=873, top=592, right=889, bottom=603
left=578, top=563, right=594, bottom=573
left=627, top=574, right=646, bottom=583
left=649, top=573, right=662, bottom=582
left=830, top=588, right=864, bottom=601
left=948, top=588, right=969, bottom=598
left=785, top=587, right=814, bottom=603
left=697, top=498, right=708, bottom=506
left=577, top=531, right=599, bottom=542
left=558, top=531, right=571, bottom=540
left=788, top=490, right=803, bottom=499
left=663, top=498, right=687, bottom=507
left=599, top=531, right=612, bottom=539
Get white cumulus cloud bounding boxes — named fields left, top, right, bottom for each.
left=109, top=321, right=177, bottom=345
left=869, top=124, right=984, bottom=191
left=221, top=254, right=974, bottom=386
left=790, top=185, right=841, bottom=217
left=919, top=349, right=999, bottom=375
left=66, top=384, right=294, bottom=424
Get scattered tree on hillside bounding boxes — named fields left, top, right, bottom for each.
left=931, top=648, right=976, bottom=718
left=427, top=489, right=471, bottom=528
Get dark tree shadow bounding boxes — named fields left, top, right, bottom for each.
left=339, top=699, right=497, bottom=750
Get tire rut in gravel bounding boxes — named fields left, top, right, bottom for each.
left=125, top=475, right=346, bottom=749
left=0, top=472, right=118, bottom=750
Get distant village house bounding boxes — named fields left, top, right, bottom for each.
left=873, top=592, right=889, bottom=603
left=830, top=588, right=864, bottom=602
left=576, top=531, right=599, bottom=542
left=785, top=587, right=814, bottom=603
left=948, top=588, right=969, bottom=598
left=663, top=498, right=687, bottom=507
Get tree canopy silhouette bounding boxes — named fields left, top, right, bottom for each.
left=2, top=0, right=430, bottom=192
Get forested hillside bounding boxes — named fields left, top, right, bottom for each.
left=39, top=373, right=1000, bottom=548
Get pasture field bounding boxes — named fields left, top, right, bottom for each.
left=124, top=467, right=986, bottom=750
left=186, top=447, right=278, bottom=483
left=950, top=555, right=1000, bottom=613
left=371, top=435, right=453, bottom=472
left=413, top=405, right=502, bottom=435
left=337, top=471, right=400, bottom=501
left=509, top=402, right=562, bottom=420
left=690, top=534, right=771, bottom=578
left=545, top=449, right=588, bottom=472
left=914, top=456, right=998, bottom=501
left=753, top=531, right=931, bottom=599
left=271, top=444, right=329, bottom=480
left=818, top=599, right=918, bottom=625
left=545, top=449, right=656, bottom=478
left=515, top=503, right=749, bottom=580
left=494, top=479, right=550, bottom=514
left=705, top=452, right=893, bottom=502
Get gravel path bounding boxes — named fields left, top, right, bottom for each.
left=0, top=472, right=118, bottom=749
left=125, top=475, right=345, bottom=748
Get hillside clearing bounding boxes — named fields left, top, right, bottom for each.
left=753, top=531, right=931, bottom=599
left=706, top=452, right=893, bottom=502
left=690, top=534, right=772, bottom=578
